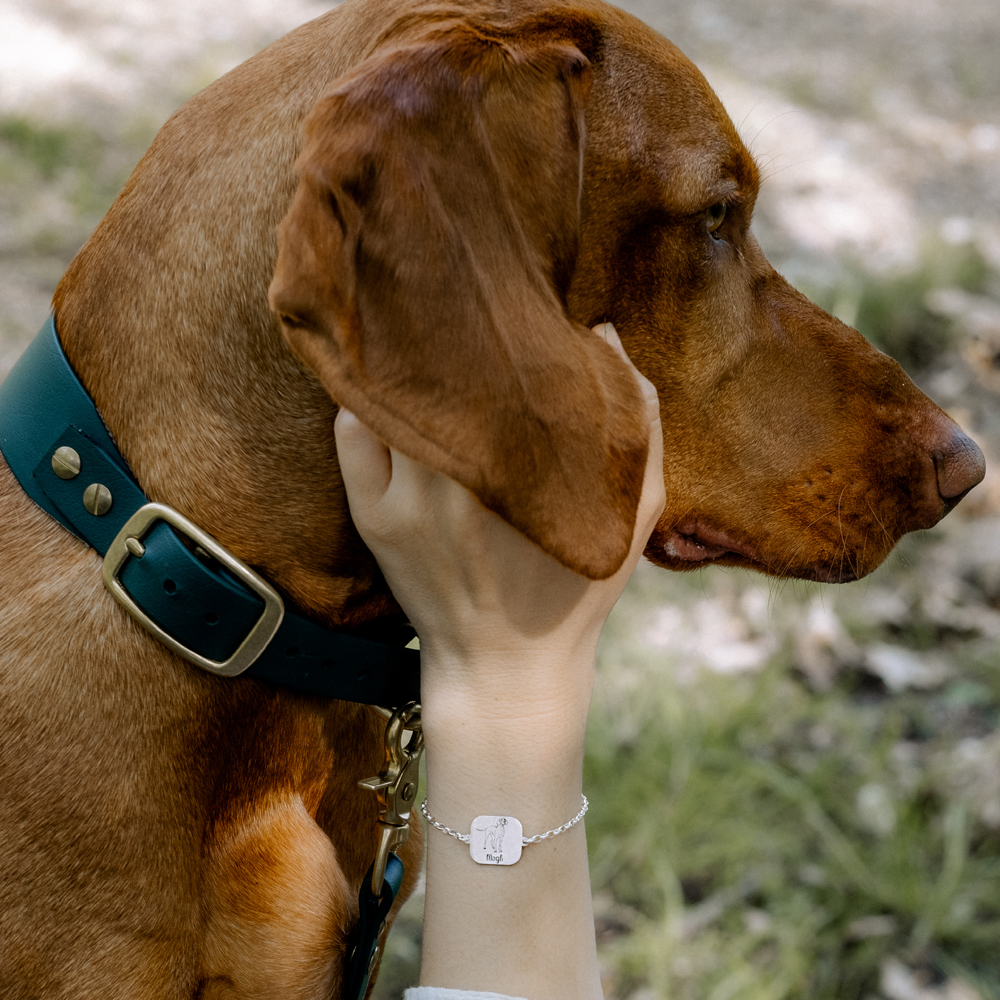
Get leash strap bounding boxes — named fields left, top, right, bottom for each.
left=0, top=316, right=420, bottom=706
left=347, top=702, right=424, bottom=999
left=342, top=853, right=405, bottom=1000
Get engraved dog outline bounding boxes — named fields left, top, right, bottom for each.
left=475, top=816, right=508, bottom=856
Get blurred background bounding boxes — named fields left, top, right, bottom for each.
left=1, top=0, right=998, bottom=996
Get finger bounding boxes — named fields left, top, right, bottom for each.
left=379, top=444, right=442, bottom=505
left=641, top=370, right=662, bottom=425
left=592, top=321, right=626, bottom=359
left=593, top=322, right=660, bottom=415
left=592, top=323, right=663, bottom=544
left=637, top=408, right=666, bottom=538
left=334, top=407, right=392, bottom=502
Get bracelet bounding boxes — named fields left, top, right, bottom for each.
left=420, top=795, right=589, bottom=866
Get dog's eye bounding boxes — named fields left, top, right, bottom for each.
left=706, top=202, right=727, bottom=237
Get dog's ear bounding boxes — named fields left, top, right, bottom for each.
left=269, top=22, right=648, bottom=580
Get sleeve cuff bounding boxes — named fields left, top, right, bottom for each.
left=403, top=989, right=532, bottom=1000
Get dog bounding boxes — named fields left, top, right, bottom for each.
left=0, top=0, right=985, bottom=996
left=477, top=817, right=509, bottom=856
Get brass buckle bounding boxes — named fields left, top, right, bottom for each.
left=103, top=502, right=285, bottom=678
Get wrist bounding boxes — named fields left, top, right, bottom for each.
left=417, top=645, right=595, bottom=837
left=417, top=644, right=597, bottom=724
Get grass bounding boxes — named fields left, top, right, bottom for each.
left=0, top=118, right=81, bottom=180
left=586, top=560, right=1000, bottom=999
left=797, top=242, right=992, bottom=375
left=0, top=113, right=157, bottom=251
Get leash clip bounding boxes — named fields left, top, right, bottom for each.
left=343, top=702, right=422, bottom=998
left=358, top=701, right=423, bottom=894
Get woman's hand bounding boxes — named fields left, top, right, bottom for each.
left=334, top=323, right=665, bottom=723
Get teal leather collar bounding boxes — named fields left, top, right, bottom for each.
left=0, top=316, right=420, bottom=706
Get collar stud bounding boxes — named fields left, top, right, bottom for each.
left=83, top=483, right=113, bottom=516
left=51, top=446, right=81, bottom=480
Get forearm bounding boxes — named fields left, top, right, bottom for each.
left=419, top=652, right=602, bottom=1000
left=333, top=333, right=663, bottom=998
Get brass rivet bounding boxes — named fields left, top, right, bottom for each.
left=51, top=446, right=81, bottom=480
left=401, top=782, right=416, bottom=802
left=82, top=483, right=112, bottom=516
left=125, top=536, right=145, bottom=558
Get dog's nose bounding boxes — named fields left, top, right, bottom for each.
left=900, top=411, right=985, bottom=530
left=911, top=410, right=986, bottom=525
left=934, top=427, right=986, bottom=511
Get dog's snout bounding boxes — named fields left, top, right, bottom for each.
left=934, top=429, right=986, bottom=507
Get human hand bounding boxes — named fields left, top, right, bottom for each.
left=334, top=323, right=664, bottom=723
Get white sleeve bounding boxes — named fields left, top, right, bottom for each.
left=403, top=989, right=531, bottom=1000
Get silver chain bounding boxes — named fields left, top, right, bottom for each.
left=420, top=795, right=589, bottom=845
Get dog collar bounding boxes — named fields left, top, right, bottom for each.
left=0, top=315, right=420, bottom=706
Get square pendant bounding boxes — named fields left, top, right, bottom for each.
left=469, top=815, right=523, bottom=865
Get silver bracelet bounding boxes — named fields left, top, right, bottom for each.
left=420, top=795, right=589, bottom=866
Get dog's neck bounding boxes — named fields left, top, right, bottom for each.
left=52, top=306, right=396, bottom=630
left=51, top=5, right=399, bottom=628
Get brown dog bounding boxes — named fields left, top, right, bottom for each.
left=0, top=0, right=984, bottom=997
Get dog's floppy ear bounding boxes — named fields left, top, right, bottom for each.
left=269, top=22, right=648, bottom=580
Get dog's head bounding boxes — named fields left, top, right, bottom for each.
left=269, top=0, right=985, bottom=584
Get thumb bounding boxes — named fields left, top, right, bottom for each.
left=334, top=407, right=392, bottom=504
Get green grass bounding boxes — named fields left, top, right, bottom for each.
left=0, top=118, right=79, bottom=179
left=798, top=241, right=992, bottom=375
left=586, top=562, right=1000, bottom=999
left=0, top=114, right=157, bottom=238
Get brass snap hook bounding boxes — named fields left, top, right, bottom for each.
left=359, top=701, right=424, bottom=894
